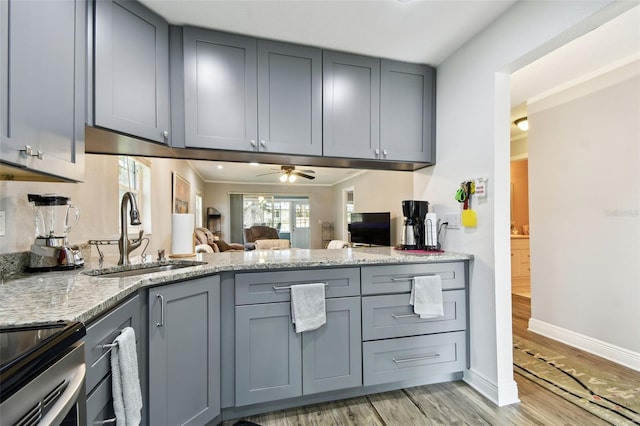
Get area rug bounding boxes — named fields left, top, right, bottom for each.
left=513, top=337, right=640, bottom=425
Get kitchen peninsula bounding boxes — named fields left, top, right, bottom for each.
left=0, top=248, right=471, bottom=425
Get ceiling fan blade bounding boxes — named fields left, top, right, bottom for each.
left=298, top=169, right=315, bottom=174
left=293, top=171, right=316, bottom=180
left=256, top=171, right=281, bottom=177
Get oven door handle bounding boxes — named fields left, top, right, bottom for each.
left=39, top=362, right=86, bottom=426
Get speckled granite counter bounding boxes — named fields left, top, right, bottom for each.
left=0, top=248, right=471, bottom=327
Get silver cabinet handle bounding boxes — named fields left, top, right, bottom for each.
left=393, top=353, right=440, bottom=363
left=21, top=145, right=44, bottom=160
left=383, top=149, right=388, bottom=157
left=250, top=139, right=256, bottom=148
left=391, top=313, right=419, bottom=319
left=163, top=130, right=169, bottom=139
left=260, top=140, right=266, bottom=148
left=273, top=282, right=328, bottom=291
left=156, top=293, right=165, bottom=327
left=375, top=148, right=380, bottom=158
left=94, top=419, right=117, bottom=424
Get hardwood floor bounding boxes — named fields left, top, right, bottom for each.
left=224, top=296, right=639, bottom=425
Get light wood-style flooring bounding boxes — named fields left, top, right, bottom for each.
left=224, top=295, right=639, bottom=425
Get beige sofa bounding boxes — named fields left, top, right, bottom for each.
left=194, top=227, right=245, bottom=252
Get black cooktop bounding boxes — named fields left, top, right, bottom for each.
left=0, top=321, right=86, bottom=402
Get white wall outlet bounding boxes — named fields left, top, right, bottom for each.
left=0, top=211, right=5, bottom=236
left=443, top=213, right=461, bottom=229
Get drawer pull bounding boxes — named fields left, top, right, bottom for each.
left=272, top=283, right=328, bottom=291
left=94, top=418, right=116, bottom=424
left=391, top=275, right=435, bottom=282
left=157, top=293, right=165, bottom=327
left=391, top=313, right=419, bottom=319
left=392, top=353, right=440, bottom=363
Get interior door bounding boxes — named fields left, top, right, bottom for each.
left=290, top=201, right=310, bottom=249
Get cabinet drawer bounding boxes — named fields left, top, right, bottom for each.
left=361, top=263, right=465, bottom=295
left=235, top=268, right=360, bottom=305
left=85, top=294, right=140, bottom=392
left=86, top=374, right=115, bottom=426
left=362, top=290, right=466, bottom=341
left=362, top=331, right=466, bottom=386
left=511, top=238, right=529, bottom=250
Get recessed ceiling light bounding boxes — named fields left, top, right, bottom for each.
left=249, top=162, right=259, bottom=166
left=217, top=165, right=223, bottom=169
left=514, top=117, right=529, bottom=131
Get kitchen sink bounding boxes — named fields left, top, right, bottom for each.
left=84, top=260, right=207, bottom=278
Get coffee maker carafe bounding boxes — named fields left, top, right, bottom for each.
left=27, top=194, right=84, bottom=271
left=401, top=200, right=429, bottom=250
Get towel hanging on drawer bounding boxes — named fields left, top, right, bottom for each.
left=290, top=283, right=326, bottom=333
left=111, top=327, right=142, bottom=426
left=409, top=275, right=444, bottom=319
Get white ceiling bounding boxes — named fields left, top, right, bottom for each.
left=139, top=0, right=518, bottom=66
left=142, top=1, right=639, bottom=184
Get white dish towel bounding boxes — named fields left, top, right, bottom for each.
left=290, top=283, right=326, bottom=333
left=111, top=327, right=143, bottom=426
left=409, top=275, right=444, bottom=319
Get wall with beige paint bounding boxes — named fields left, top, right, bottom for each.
left=0, top=155, right=205, bottom=257
left=332, top=170, right=414, bottom=246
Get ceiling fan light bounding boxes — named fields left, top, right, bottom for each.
left=288, top=174, right=297, bottom=183
left=514, top=117, right=529, bottom=131
left=279, top=174, right=288, bottom=182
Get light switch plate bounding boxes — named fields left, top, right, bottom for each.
left=444, top=213, right=461, bottom=229
left=0, top=211, right=5, bottom=236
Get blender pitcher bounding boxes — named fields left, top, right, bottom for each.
left=27, top=194, right=84, bottom=271
left=28, top=194, right=80, bottom=241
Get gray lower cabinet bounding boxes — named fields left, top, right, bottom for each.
left=323, top=51, right=380, bottom=160
left=148, top=276, right=220, bottom=426
left=91, top=0, right=170, bottom=144
left=380, top=59, right=435, bottom=163
left=85, top=293, right=146, bottom=426
left=0, top=0, right=85, bottom=182
left=235, top=296, right=361, bottom=406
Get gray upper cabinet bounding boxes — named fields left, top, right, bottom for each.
left=0, top=0, right=85, bottom=182
left=92, top=0, right=170, bottom=144
left=323, top=51, right=380, bottom=160
left=181, top=30, right=322, bottom=156
left=183, top=28, right=258, bottom=152
left=148, top=276, right=220, bottom=426
left=257, top=40, right=322, bottom=156
left=380, top=59, right=435, bottom=163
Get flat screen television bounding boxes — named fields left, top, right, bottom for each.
left=348, top=212, right=391, bottom=247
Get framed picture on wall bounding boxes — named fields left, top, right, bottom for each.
left=172, top=171, right=190, bottom=213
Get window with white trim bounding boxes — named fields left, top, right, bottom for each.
left=118, top=156, right=152, bottom=234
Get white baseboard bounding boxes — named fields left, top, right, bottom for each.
left=528, top=318, right=640, bottom=372
left=463, top=369, right=520, bottom=407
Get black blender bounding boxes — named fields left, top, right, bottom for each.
left=26, top=194, right=84, bottom=271
left=401, top=200, right=429, bottom=250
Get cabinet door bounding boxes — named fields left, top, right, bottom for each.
left=93, top=0, right=170, bottom=144
left=235, top=302, right=302, bottom=406
left=257, top=40, right=322, bottom=156
left=511, top=251, right=522, bottom=277
left=380, top=59, right=435, bottom=163
left=302, top=297, right=362, bottom=395
left=0, top=0, right=84, bottom=181
left=183, top=28, right=257, bottom=151
left=323, top=51, right=380, bottom=159
left=148, top=276, right=220, bottom=426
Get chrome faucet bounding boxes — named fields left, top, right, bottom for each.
left=118, top=192, right=143, bottom=266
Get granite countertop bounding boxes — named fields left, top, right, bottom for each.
left=0, top=247, right=472, bottom=327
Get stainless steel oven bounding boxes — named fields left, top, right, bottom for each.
left=0, top=322, right=86, bottom=426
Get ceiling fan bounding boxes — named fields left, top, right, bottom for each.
left=257, top=165, right=316, bottom=182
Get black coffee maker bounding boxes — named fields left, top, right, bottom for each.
left=401, top=200, right=429, bottom=250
